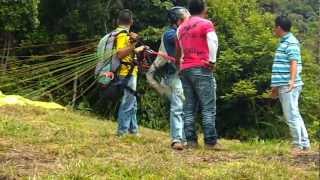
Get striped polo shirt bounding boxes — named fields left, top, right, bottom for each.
left=271, top=32, right=303, bottom=87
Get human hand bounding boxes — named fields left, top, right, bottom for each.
left=129, top=32, right=139, bottom=43
left=155, top=85, right=171, bottom=97
left=103, top=72, right=114, bottom=80
left=287, top=80, right=295, bottom=92
left=208, top=62, right=216, bottom=72
left=270, top=87, right=278, bottom=99
left=202, top=60, right=216, bottom=71
left=134, top=45, right=147, bottom=53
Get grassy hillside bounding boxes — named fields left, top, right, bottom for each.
left=0, top=106, right=319, bottom=179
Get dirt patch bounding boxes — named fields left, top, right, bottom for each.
left=293, top=152, right=320, bottom=167
left=265, top=151, right=320, bottom=170
left=0, top=174, right=16, bottom=180
left=0, top=105, right=47, bottom=118
left=182, top=150, right=246, bottom=165
left=0, top=139, right=13, bottom=151
left=0, top=144, right=60, bottom=177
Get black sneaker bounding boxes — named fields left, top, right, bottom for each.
left=186, top=141, right=199, bottom=149
left=302, top=146, right=311, bottom=151
left=205, top=142, right=225, bottom=151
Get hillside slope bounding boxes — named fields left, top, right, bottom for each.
left=0, top=106, right=318, bottom=179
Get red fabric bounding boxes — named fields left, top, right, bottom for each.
left=177, top=16, right=215, bottom=70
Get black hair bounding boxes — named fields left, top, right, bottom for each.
left=275, top=15, right=292, bottom=32
left=188, top=0, right=206, bottom=15
left=118, top=9, right=133, bottom=25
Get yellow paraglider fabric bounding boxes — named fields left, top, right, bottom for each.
left=0, top=91, right=65, bottom=110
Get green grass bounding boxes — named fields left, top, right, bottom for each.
left=0, top=106, right=319, bottom=179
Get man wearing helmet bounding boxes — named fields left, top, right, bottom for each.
left=146, top=6, right=190, bottom=150
left=176, top=0, right=220, bottom=149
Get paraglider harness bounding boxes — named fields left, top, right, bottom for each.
left=95, top=27, right=178, bottom=102
left=97, top=62, right=138, bottom=101
left=95, top=30, right=153, bottom=101
left=93, top=30, right=177, bottom=120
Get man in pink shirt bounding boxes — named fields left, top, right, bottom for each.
left=177, top=0, right=219, bottom=149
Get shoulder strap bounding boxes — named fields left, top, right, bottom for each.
left=106, top=29, right=128, bottom=51
left=126, top=62, right=136, bottom=78
left=96, top=29, right=129, bottom=75
left=115, top=29, right=129, bottom=36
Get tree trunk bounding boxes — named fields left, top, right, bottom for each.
left=4, top=33, right=12, bottom=72
left=105, top=0, right=123, bottom=32
left=317, top=19, right=320, bottom=64
left=115, top=0, right=124, bottom=9
left=1, top=32, right=13, bottom=73
left=72, top=73, right=78, bottom=108
left=1, top=33, right=7, bottom=70
left=104, top=0, right=111, bottom=33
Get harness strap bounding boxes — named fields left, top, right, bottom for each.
left=96, top=29, right=129, bottom=77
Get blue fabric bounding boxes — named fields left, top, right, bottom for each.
left=271, top=33, right=303, bottom=87
left=163, top=26, right=185, bottom=143
left=180, top=67, right=218, bottom=145
left=117, top=76, right=138, bottom=135
left=278, top=85, right=310, bottom=148
left=163, top=74, right=185, bottom=143
left=162, top=26, right=178, bottom=75
left=163, top=26, right=177, bottom=57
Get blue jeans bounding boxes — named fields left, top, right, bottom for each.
left=278, top=85, right=310, bottom=148
left=163, top=74, right=185, bottom=143
left=117, top=76, right=138, bottom=135
left=180, top=67, right=218, bottom=145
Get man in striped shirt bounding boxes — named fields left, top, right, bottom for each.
left=271, top=16, right=310, bottom=154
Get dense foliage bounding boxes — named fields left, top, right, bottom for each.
left=0, top=0, right=319, bottom=140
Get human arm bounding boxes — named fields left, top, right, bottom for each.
left=204, top=20, right=218, bottom=70
left=270, top=87, right=279, bottom=99
left=286, top=42, right=300, bottom=92
left=146, top=54, right=171, bottom=96
left=175, top=38, right=182, bottom=70
left=288, top=60, right=297, bottom=92
left=207, top=31, right=218, bottom=67
left=116, top=32, right=145, bottom=59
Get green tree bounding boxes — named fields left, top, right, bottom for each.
left=0, top=0, right=40, bottom=71
left=1, top=0, right=319, bottom=140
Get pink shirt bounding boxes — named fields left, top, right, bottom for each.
left=177, top=16, right=215, bottom=70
